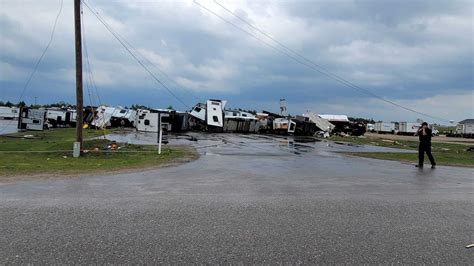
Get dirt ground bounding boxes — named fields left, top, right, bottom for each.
left=364, top=132, right=474, bottom=145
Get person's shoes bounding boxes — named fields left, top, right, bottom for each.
left=415, top=164, right=423, bottom=168
left=431, top=165, right=436, bottom=169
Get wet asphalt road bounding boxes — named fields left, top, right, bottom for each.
left=0, top=133, right=473, bottom=264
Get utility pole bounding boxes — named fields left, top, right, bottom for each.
left=73, top=0, right=84, bottom=157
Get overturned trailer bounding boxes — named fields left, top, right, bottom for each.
left=136, top=109, right=189, bottom=133
left=319, top=114, right=366, bottom=136
left=189, top=100, right=226, bottom=132
left=136, top=109, right=171, bottom=132
left=91, top=106, right=136, bottom=129
left=110, top=107, right=137, bottom=127
left=302, top=112, right=334, bottom=137
left=17, top=108, right=47, bottom=131
left=293, top=116, right=321, bottom=136
left=83, top=106, right=97, bottom=125
left=273, top=118, right=296, bottom=135
left=223, top=110, right=259, bottom=133
left=91, top=106, right=115, bottom=129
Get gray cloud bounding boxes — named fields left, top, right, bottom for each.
left=0, top=0, right=472, bottom=123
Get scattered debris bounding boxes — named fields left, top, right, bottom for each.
left=466, top=243, right=474, bottom=248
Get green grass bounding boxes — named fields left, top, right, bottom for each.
left=330, top=135, right=473, bottom=167
left=0, top=128, right=198, bottom=177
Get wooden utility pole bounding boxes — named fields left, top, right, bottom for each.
left=74, top=0, right=84, bottom=154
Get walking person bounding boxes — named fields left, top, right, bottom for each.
left=415, top=122, right=436, bottom=168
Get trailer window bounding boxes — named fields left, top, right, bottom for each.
left=242, top=114, right=247, bottom=117
left=144, top=119, right=150, bottom=126
left=211, top=102, right=220, bottom=106
left=120, top=110, right=127, bottom=114
left=289, top=123, right=295, bottom=131
left=194, top=107, right=202, bottom=112
left=213, top=116, right=219, bottom=122
left=33, top=119, right=40, bottom=124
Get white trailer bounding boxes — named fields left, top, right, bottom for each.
left=302, top=112, right=335, bottom=133
left=136, top=109, right=171, bottom=132
left=0, top=107, right=19, bottom=120
left=189, top=103, right=206, bottom=122
left=398, top=122, right=420, bottom=135
left=366, top=123, right=375, bottom=132
left=189, top=99, right=227, bottom=131
left=110, top=107, right=137, bottom=127
left=223, top=110, right=258, bottom=133
left=206, top=99, right=225, bottom=128
left=18, top=108, right=47, bottom=131
left=46, top=108, right=76, bottom=127
left=273, top=118, right=296, bottom=134
left=374, top=122, right=395, bottom=134
left=91, top=106, right=116, bottom=129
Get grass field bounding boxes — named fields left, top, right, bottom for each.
left=330, top=135, right=473, bottom=167
left=0, top=128, right=198, bottom=177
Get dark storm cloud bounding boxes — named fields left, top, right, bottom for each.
left=0, top=0, right=472, bottom=122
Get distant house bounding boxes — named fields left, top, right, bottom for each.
left=456, top=119, right=474, bottom=135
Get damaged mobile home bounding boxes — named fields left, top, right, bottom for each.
left=136, top=109, right=189, bottom=133
left=91, top=106, right=137, bottom=129
left=223, top=109, right=259, bottom=133
left=319, top=114, right=366, bottom=136
left=189, top=100, right=226, bottom=132
left=17, top=107, right=47, bottom=131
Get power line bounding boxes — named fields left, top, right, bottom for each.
left=81, top=6, right=102, bottom=107
left=84, top=1, right=203, bottom=104
left=82, top=0, right=191, bottom=109
left=81, top=7, right=94, bottom=107
left=0, top=0, right=64, bottom=135
left=196, top=0, right=449, bottom=122
left=17, top=0, right=64, bottom=102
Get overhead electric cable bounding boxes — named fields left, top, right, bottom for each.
left=196, top=0, right=449, bottom=122
left=85, top=1, right=203, bottom=103
left=82, top=0, right=192, bottom=109
left=0, top=0, right=64, bottom=134
left=81, top=9, right=95, bottom=107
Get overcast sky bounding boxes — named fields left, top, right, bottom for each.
left=0, top=0, right=472, bottom=123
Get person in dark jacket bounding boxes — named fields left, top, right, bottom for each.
left=415, top=122, right=436, bottom=168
